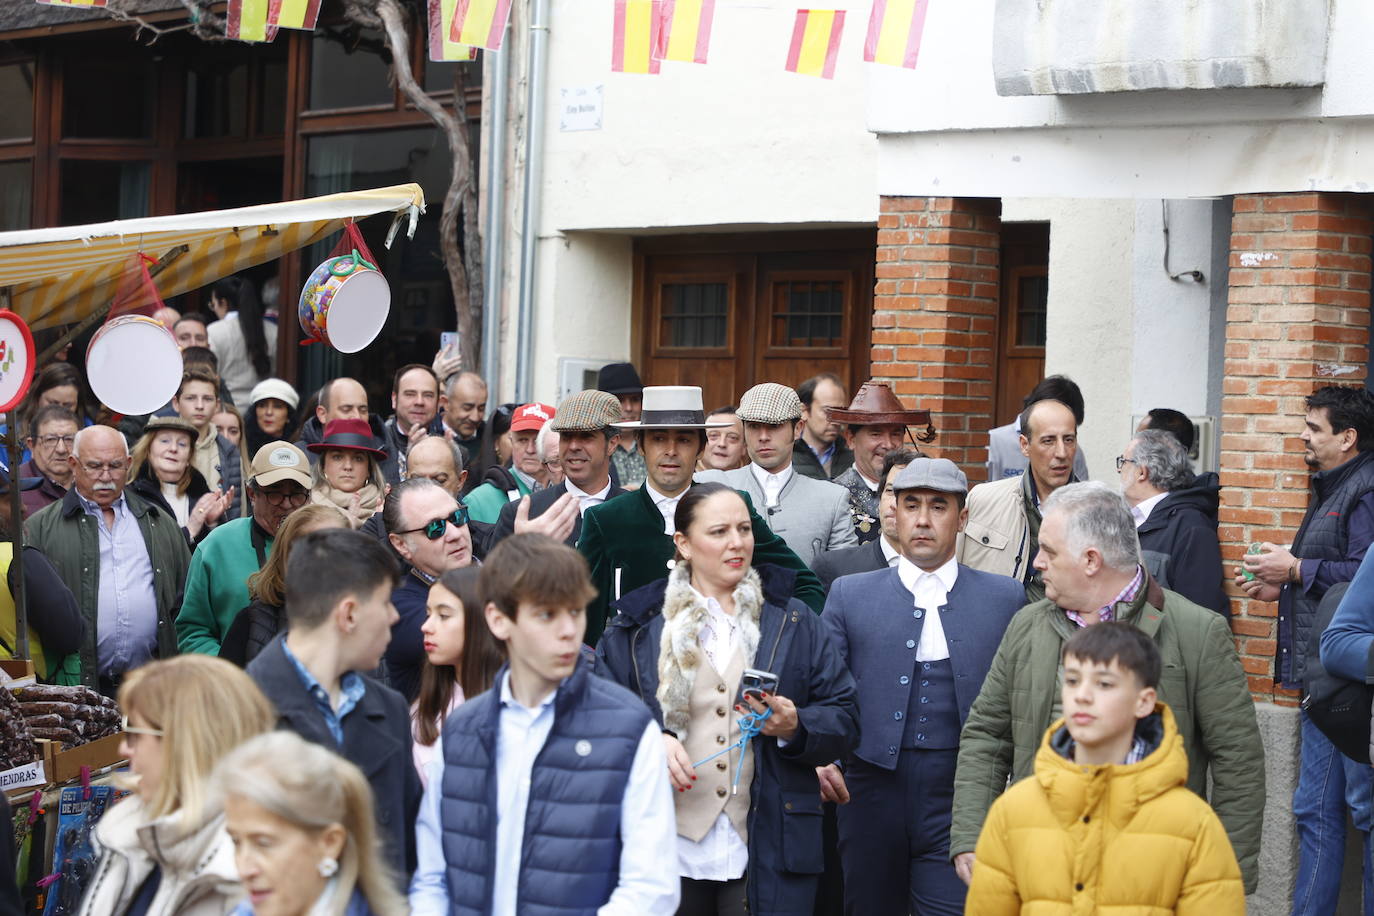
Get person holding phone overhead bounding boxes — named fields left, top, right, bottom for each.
left=596, top=481, right=858, bottom=916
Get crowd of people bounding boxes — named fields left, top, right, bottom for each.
left=7, top=282, right=1374, bottom=915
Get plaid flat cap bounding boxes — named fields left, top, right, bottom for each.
left=551, top=390, right=622, bottom=432
left=737, top=383, right=803, bottom=424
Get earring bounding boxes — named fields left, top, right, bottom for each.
left=317, top=857, right=339, bottom=878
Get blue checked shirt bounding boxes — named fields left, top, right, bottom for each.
left=281, top=640, right=366, bottom=746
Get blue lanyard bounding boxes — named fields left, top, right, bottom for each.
left=691, top=707, right=772, bottom=795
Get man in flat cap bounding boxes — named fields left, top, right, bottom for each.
left=598, top=362, right=647, bottom=489
left=578, top=385, right=824, bottom=646
left=697, top=382, right=856, bottom=566
left=829, top=381, right=934, bottom=545
left=487, top=390, right=627, bottom=550
left=820, top=458, right=1023, bottom=916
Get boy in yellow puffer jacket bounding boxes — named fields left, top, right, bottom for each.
left=966, top=622, right=1245, bottom=915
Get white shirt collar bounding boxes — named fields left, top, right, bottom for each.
left=880, top=536, right=902, bottom=566
left=565, top=477, right=612, bottom=502
left=498, top=670, right=559, bottom=714
left=1131, top=491, right=1169, bottom=527
left=896, top=553, right=959, bottom=596
left=856, top=467, right=879, bottom=492
left=644, top=481, right=687, bottom=535
left=749, top=462, right=793, bottom=490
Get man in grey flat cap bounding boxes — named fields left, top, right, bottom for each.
left=820, top=457, right=1024, bottom=916
left=697, top=382, right=856, bottom=566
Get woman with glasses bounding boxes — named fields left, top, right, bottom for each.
left=307, top=419, right=387, bottom=529
left=77, top=655, right=275, bottom=916
left=213, top=732, right=407, bottom=916
left=409, top=566, right=502, bottom=783
left=128, top=417, right=234, bottom=545
left=218, top=504, right=349, bottom=668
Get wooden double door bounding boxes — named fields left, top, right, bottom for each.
left=633, top=230, right=876, bottom=411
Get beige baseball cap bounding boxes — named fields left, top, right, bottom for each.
left=249, top=441, right=312, bottom=489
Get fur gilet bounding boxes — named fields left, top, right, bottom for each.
left=656, top=563, right=763, bottom=742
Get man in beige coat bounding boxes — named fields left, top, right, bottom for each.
left=958, top=398, right=1078, bottom=602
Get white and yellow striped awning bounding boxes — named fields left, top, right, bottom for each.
left=0, top=183, right=426, bottom=332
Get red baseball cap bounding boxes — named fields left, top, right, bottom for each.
left=510, top=403, right=555, bottom=433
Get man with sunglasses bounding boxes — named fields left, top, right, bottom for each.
left=174, top=441, right=313, bottom=657
left=383, top=476, right=475, bottom=702
left=25, top=425, right=191, bottom=695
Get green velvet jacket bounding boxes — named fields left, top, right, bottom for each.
left=577, top=485, right=825, bottom=645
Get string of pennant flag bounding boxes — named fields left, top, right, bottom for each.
left=34, top=0, right=930, bottom=77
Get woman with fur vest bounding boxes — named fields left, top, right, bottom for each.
left=596, top=482, right=858, bottom=916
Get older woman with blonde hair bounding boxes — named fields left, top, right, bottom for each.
left=127, top=416, right=234, bottom=543
left=214, top=731, right=406, bottom=916
left=78, top=655, right=276, bottom=916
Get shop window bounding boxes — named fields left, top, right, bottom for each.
left=59, top=160, right=150, bottom=226
left=1015, top=272, right=1049, bottom=346
left=63, top=56, right=154, bottom=139
left=660, top=283, right=730, bottom=348
left=309, top=26, right=393, bottom=111
left=0, top=161, right=31, bottom=230
left=257, top=58, right=288, bottom=135
left=423, top=58, right=483, bottom=94
left=0, top=63, right=35, bottom=142
left=185, top=59, right=250, bottom=139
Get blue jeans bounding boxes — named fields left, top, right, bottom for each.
left=1293, top=710, right=1374, bottom=916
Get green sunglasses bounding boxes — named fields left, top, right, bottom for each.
left=398, top=506, right=469, bottom=540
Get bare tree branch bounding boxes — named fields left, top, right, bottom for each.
left=101, top=0, right=197, bottom=42
left=375, top=0, right=482, bottom=374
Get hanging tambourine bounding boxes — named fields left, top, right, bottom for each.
left=0, top=311, right=36, bottom=414
left=87, top=254, right=183, bottom=417
left=298, top=222, right=391, bottom=354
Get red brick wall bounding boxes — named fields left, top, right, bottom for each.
left=872, top=196, right=1001, bottom=481
left=1220, top=192, right=1374, bottom=703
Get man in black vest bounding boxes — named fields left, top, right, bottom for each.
left=1237, top=384, right=1374, bottom=914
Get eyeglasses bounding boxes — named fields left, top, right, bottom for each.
left=120, top=716, right=164, bottom=738
left=543, top=458, right=562, bottom=469
left=398, top=506, right=469, bottom=540
left=34, top=435, right=75, bottom=450
left=1115, top=456, right=1137, bottom=470
left=259, top=487, right=310, bottom=507
left=81, top=459, right=127, bottom=476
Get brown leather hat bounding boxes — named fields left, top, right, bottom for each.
left=826, top=380, right=933, bottom=427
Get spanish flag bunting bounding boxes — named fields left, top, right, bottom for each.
left=655, top=0, right=715, bottom=65
left=34, top=0, right=108, bottom=6
left=612, top=0, right=661, bottom=74
left=786, top=10, right=845, bottom=79
left=448, top=0, right=513, bottom=52
left=429, top=0, right=480, bottom=61
left=226, top=0, right=275, bottom=42
left=267, top=0, right=321, bottom=30
left=864, top=0, right=929, bottom=69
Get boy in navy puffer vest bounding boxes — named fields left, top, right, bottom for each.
left=409, top=533, right=679, bottom=916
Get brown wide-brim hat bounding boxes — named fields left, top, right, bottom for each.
left=826, top=380, right=932, bottom=426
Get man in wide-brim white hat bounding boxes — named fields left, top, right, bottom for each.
left=577, top=385, right=825, bottom=645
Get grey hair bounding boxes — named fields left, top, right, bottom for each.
left=1130, top=428, right=1194, bottom=492
left=406, top=435, right=465, bottom=473
left=535, top=423, right=560, bottom=461
left=71, top=425, right=129, bottom=460
left=1042, top=481, right=1141, bottom=573
left=444, top=370, right=487, bottom=400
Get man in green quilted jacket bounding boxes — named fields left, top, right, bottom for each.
left=950, top=481, right=1264, bottom=894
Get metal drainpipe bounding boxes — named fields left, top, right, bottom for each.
left=480, top=18, right=511, bottom=394
left=514, top=0, right=550, bottom=404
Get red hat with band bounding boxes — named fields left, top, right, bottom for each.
left=307, top=418, right=388, bottom=460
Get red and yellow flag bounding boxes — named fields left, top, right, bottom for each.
left=267, top=0, right=321, bottom=30
left=34, top=0, right=108, bottom=6
left=655, top=0, right=715, bottom=65
left=429, top=0, right=480, bottom=61
left=448, top=0, right=513, bottom=52
left=864, top=0, right=930, bottom=69
left=226, top=0, right=275, bottom=42
left=612, top=0, right=661, bottom=74
left=786, top=9, right=845, bottom=79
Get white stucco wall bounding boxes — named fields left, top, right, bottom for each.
left=492, top=1, right=881, bottom=403
left=1003, top=198, right=1136, bottom=482
left=867, top=0, right=1374, bottom=198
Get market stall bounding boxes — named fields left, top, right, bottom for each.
left=0, top=183, right=425, bottom=910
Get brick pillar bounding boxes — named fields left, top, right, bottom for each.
left=871, top=196, right=1001, bottom=481
left=1221, top=192, right=1374, bottom=703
